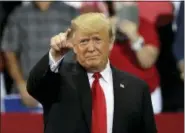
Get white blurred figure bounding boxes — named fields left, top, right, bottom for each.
left=171, top=1, right=181, bottom=31
left=62, top=1, right=82, bottom=9
left=1, top=73, right=6, bottom=112
left=0, top=52, right=6, bottom=112
left=21, top=0, right=31, bottom=6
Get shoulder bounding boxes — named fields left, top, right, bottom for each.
left=57, top=2, right=80, bottom=15
left=12, top=3, right=33, bottom=14
left=113, top=67, right=149, bottom=91
left=138, top=16, right=160, bottom=48
left=112, top=67, right=150, bottom=104
left=138, top=16, right=155, bottom=35
left=7, top=4, right=33, bottom=21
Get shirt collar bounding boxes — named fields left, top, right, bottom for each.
left=87, top=60, right=111, bottom=83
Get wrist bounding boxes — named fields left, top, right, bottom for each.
left=130, top=36, right=144, bottom=51
left=16, top=79, right=25, bottom=87
left=129, top=32, right=140, bottom=43
left=49, top=49, right=63, bottom=62
left=17, top=81, right=26, bottom=92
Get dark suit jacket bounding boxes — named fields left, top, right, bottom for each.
left=27, top=53, right=157, bottom=133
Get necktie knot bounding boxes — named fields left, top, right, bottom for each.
left=93, top=72, right=101, bottom=80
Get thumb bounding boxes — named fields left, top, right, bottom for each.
left=66, top=28, right=71, bottom=34
left=65, top=28, right=72, bottom=38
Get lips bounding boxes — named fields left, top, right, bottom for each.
left=87, top=56, right=98, bottom=59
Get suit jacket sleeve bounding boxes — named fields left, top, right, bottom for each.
left=142, top=84, right=157, bottom=133
left=27, top=52, right=61, bottom=105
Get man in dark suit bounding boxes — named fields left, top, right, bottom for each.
left=27, top=13, right=157, bottom=133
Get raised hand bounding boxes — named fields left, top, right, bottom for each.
left=50, top=29, right=73, bottom=62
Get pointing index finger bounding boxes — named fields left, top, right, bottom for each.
left=65, top=28, right=72, bottom=39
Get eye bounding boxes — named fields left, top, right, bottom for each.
left=80, top=39, right=89, bottom=43
left=94, top=37, right=101, bottom=41
left=93, top=37, right=102, bottom=44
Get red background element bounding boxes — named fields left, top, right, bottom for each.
left=138, top=1, right=173, bottom=26
left=1, top=113, right=184, bottom=133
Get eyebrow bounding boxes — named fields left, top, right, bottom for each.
left=79, top=37, right=90, bottom=40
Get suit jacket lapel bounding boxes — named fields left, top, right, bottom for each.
left=73, top=63, right=92, bottom=132
left=59, top=61, right=92, bottom=132
left=111, top=67, right=128, bottom=133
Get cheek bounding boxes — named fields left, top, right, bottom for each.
left=74, top=46, right=84, bottom=54
left=99, top=43, right=110, bottom=53
left=75, top=48, right=86, bottom=59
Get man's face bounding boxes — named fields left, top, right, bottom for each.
left=72, top=28, right=112, bottom=72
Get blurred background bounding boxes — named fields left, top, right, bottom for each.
left=0, top=1, right=184, bottom=133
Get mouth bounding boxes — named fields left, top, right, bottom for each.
left=87, top=56, right=99, bottom=60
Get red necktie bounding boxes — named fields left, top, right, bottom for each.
left=91, top=72, right=107, bottom=133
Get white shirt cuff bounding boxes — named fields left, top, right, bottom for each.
left=49, top=50, right=64, bottom=73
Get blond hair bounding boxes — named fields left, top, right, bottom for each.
left=68, top=13, right=115, bottom=43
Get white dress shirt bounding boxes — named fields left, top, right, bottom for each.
left=1, top=73, right=6, bottom=112
left=49, top=51, right=114, bottom=133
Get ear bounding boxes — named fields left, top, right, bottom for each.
left=109, top=37, right=115, bottom=51
left=73, top=44, right=77, bottom=54
left=109, top=42, right=114, bottom=51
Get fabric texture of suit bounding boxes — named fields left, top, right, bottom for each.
left=27, top=52, right=157, bottom=133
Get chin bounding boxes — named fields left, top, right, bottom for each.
left=88, top=59, right=101, bottom=65
left=85, top=61, right=101, bottom=68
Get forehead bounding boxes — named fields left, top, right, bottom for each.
left=71, top=13, right=111, bottom=40
left=74, top=28, right=109, bottom=39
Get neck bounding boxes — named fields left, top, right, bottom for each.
left=35, top=2, right=52, bottom=11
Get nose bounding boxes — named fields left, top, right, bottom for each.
left=87, top=41, right=95, bottom=52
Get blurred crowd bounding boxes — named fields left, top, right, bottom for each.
left=0, top=1, right=184, bottom=113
